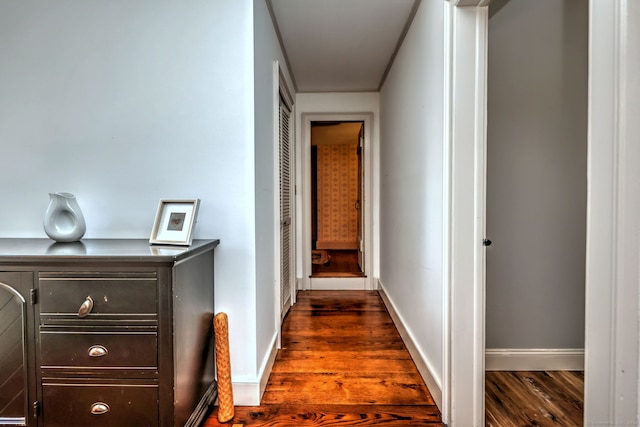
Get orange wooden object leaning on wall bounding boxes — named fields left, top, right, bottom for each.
left=214, top=312, right=234, bottom=423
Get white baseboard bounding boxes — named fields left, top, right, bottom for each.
left=377, top=280, right=443, bottom=411
left=259, top=333, right=279, bottom=396
left=309, top=277, right=366, bottom=290
left=231, top=381, right=261, bottom=406
left=485, top=348, right=584, bottom=371
left=231, top=332, right=279, bottom=406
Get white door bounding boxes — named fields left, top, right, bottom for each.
left=279, top=94, right=293, bottom=319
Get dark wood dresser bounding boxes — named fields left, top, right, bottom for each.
left=0, top=238, right=219, bottom=427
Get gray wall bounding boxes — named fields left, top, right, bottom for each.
left=486, top=0, right=588, bottom=349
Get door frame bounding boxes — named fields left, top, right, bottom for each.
left=584, top=0, right=640, bottom=423
left=299, top=113, right=374, bottom=291
left=444, top=2, right=488, bottom=425
left=454, top=0, right=640, bottom=425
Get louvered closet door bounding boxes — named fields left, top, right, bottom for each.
left=279, top=96, right=292, bottom=319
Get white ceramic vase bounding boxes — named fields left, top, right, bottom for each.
left=43, top=192, right=86, bottom=242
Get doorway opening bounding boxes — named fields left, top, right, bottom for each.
left=484, top=0, right=588, bottom=425
left=310, top=121, right=365, bottom=278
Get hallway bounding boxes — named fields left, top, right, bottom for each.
left=204, top=290, right=444, bottom=426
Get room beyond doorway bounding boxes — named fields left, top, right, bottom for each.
left=300, top=112, right=373, bottom=292
left=310, top=121, right=365, bottom=278
left=312, top=250, right=363, bottom=277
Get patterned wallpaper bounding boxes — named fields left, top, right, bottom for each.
left=316, top=142, right=359, bottom=249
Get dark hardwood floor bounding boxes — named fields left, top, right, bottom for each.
left=311, top=250, right=364, bottom=277
left=203, top=290, right=584, bottom=426
left=203, top=290, right=444, bottom=426
left=485, top=370, right=584, bottom=427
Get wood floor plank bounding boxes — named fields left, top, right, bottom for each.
left=283, top=318, right=397, bottom=332
left=486, top=372, right=535, bottom=426
left=519, top=372, right=583, bottom=422
left=293, top=291, right=383, bottom=311
left=282, top=328, right=402, bottom=340
left=271, top=350, right=414, bottom=374
left=282, top=338, right=408, bottom=352
left=282, top=328, right=402, bottom=341
left=263, top=372, right=433, bottom=405
left=205, top=290, right=444, bottom=426
left=485, top=371, right=584, bottom=427
left=203, top=405, right=445, bottom=426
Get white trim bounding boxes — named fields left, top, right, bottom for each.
left=378, top=281, right=442, bottom=410
left=230, top=382, right=261, bottom=406
left=485, top=349, right=585, bottom=371
left=441, top=2, right=453, bottom=423
left=472, top=6, right=488, bottom=426
left=232, top=332, right=279, bottom=406
left=585, top=0, right=640, bottom=424
left=447, top=3, right=489, bottom=427
left=300, top=113, right=374, bottom=291
left=309, top=277, right=366, bottom=291
left=259, top=333, right=279, bottom=399
left=273, top=61, right=282, bottom=349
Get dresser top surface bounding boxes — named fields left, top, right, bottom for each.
left=0, top=238, right=219, bottom=264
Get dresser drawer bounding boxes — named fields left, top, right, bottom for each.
left=40, top=329, right=157, bottom=369
left=39, top=272, right=157, bottom=319
left=42, top=383, right=158, bottom=427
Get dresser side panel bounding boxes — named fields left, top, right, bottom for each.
left=171, top=249, right=215, bottom=427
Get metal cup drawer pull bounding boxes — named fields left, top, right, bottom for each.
left=88, top=345, right=108, bottom=357
left=90, top=402, right=110, bottom=415
left=77, top=296, right=94, bottom=318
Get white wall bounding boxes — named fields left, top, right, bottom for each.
left=486, top=0, right=587, bottom=351
left=0, top=0, right=261, bottom=397
left=378, top=0, right=445, bottom=395
left=252, top=0, right=295, bottom=402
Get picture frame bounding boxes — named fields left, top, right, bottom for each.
left=149, top=199, right=200, bottom=246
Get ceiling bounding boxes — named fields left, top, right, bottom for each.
left=267, top=0, right=421, bottom=93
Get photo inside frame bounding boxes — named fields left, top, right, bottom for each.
left=152, top=201, right=198, bottom=244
